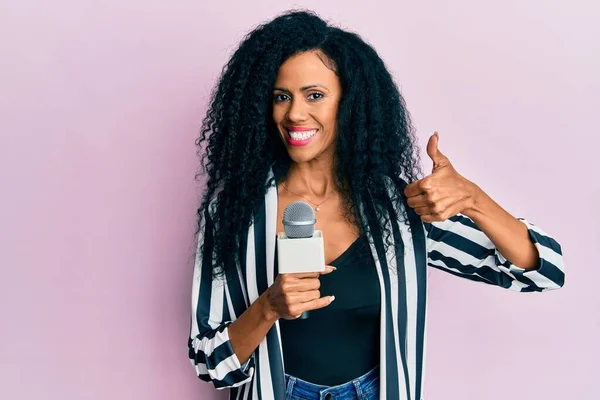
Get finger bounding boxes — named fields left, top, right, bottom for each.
left=279, top=290, right=321, bottom=314
left=403, top=181, right=423, bottom=198
left=299, top=290, right=321, bottom=302
left=320, top=265, right=337, bottom=275
left=302, top=294, right=336, bottom=313
left=426, top=132, right=450, bottom=171
left=406, top=193, right=428, bottom=209
left=412, top=205, right=431, bottom=216
left=420, top=197, right=463, bottom=222
left=282, top=266, right=333, bottom=280
left=294, top=278, right=321, bottom=292
left=426, top=133, right=439, bottom=163
left=285, top=271, right=321, bottom=279
left=279, top=277, right=320, bottom=294
left=413, top=193, right=457, bottom=216
left=405, top=178, right=435, bottom=198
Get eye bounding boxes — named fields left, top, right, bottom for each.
left=272, top=92, right=325, bottom=103
left=273, top=93, right=289, bottom=103
left=307, top=92, right=324, bottom=101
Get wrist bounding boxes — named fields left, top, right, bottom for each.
left=463, top=182, right=486, bottom=218
left=259, top=288, right=280, bottom=323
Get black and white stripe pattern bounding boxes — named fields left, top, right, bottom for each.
left=425, top=214, right=565, bottom=292
left=189, top=172, right=565, bottom=400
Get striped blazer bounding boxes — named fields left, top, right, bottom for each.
left=188, top=172, right=565, bottom=400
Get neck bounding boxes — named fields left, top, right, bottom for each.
left=284, top=157, right=336, bottom=198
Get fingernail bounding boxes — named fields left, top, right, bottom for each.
left=330, top=296, right=336, bottom=302
left=329, top=266, right=337, bottom=270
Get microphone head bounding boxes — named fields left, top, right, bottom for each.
left=283, top=201, right=316, bottom=238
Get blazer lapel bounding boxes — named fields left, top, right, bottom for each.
left=265, top=179, right=278, bottom=286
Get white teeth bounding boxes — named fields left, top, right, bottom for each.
left=288, top=129, right=317, bottom=140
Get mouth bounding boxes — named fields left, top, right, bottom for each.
left=284, top=129, right=318, bottom=147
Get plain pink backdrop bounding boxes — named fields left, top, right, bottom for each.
left=1, top=1, right=598, bottom=399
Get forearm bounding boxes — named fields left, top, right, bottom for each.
left=463, top=185, right=539, bottom=269
left=228, top=288, right=280, bottom=365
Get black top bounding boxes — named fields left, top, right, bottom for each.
left=278, top=233, right=382, bottom=386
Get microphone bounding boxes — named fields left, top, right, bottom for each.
left=277, top=201, right=325, bottom=320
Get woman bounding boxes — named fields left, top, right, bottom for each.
left=188, top=10, right=565, bottom=400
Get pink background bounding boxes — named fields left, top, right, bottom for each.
left=1, top=1, right=598, bottom=399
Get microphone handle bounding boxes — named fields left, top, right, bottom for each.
left=299, top=311, right=310, bottom=319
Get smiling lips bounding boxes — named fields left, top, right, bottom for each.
left=285, top=128, right=318, bottom=146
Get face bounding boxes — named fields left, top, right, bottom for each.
left=272, top=51, right=342, bottom=164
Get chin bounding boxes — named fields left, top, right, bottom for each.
left=287, top=150, right=318, bottom=164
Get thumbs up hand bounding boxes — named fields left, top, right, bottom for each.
left=404, top=132, right=481, bottom=222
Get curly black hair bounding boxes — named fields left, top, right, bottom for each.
left=195, top=9, right=423, bottom=281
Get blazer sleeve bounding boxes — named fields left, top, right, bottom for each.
left=424, top=214, right=565, bottom=292
left=188, top=206, right=255, bottom=389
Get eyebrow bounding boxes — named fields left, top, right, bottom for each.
left=273, top=84, right=329, bottom=92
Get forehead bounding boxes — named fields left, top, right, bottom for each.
left=275, top=51, right=339, bottom=88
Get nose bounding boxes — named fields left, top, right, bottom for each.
left=285, top=98, right=308, bottom=123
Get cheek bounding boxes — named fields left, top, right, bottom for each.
left=321, top=103, right=338, bottom=124
left=272, top=107, right=282, bottom=122
left=316, top=106, right=338, bottom=133
left=272, top=109, right=285, bottom=132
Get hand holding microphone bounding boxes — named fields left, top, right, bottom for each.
left=265, top=201, right=336, bottom=320
left=266, top=266, right=336, bottom=320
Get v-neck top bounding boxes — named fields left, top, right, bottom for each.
left=278, top=233, right=382, bottom=386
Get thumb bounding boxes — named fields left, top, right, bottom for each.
left=426, top=132, right=449, bottom=170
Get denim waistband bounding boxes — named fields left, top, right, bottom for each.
left=284, top=364, right=380, bottom=400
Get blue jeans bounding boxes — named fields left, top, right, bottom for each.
left=284, top=365, right=380, bottom=400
